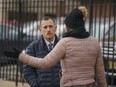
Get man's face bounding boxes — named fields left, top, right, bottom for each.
left=40, top=19, right=57, bottom=41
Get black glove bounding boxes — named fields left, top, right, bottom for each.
left=3, top=48, right=20, bottom=58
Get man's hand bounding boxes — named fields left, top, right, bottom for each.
left=3, top=48, right=20, bottom=58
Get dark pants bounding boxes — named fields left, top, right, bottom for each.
left=63, top=82, right=97, bottom=87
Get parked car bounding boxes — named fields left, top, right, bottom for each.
left=85, top=18, right=116, bottom=85
left=85, top=19, right=112, bottom=41
left=101, top=21, right=116, bottom=85
left=22, top=21, right=40, bottom=36
left=22, top=19, right=65, bottom=39
left=0, top=23, right=37, bottom=64
left=0, top=24, right=18, bottom=64
left=21, top=21, right=41, bottom=42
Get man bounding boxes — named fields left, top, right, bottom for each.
left=23, top=16, right=60, bottom=87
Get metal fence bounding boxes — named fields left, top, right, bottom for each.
left=0, top=0, right=116, bottom=87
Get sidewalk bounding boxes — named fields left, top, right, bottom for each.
left=0, top=79, right=115, bottom=87
left=0, top=79, right=29, bottom=87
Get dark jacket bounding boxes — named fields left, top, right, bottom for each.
left=23, top=35, right=60, bottom=87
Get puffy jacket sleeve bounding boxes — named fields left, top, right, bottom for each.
left=19, top=39, right=66, bottom=69
left=23, top=42, right=39, bottom=87
left=95, top=45, right=107, bottom=87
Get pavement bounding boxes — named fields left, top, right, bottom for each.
left=0, top=79, right=116, bottom=87
left=0, top=79, right=29, bottom=87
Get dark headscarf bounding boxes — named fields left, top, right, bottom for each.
left=63, top=8, right=90, bottom=38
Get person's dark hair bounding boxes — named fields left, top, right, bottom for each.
left=63, top=6, right=90, bottom=38
left=64, top=6, right=88, bottom=30
left=40, top=16, right=56, bottom=25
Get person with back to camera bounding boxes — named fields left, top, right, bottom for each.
left=22, top=16, right=61, bottom=87
left=4, top=6, right=107, bottom=87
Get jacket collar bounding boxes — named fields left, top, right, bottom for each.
left=39, top=35, right=59, bottom=52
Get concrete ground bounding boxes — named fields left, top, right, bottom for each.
left=0, top=79, right=116, bottom=87
left=0, top=79, right=29, bottom=87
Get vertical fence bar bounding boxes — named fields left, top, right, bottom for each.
left=109, top=1, right=113, bottom=86
left=89, top=0, right=93, bottom=35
